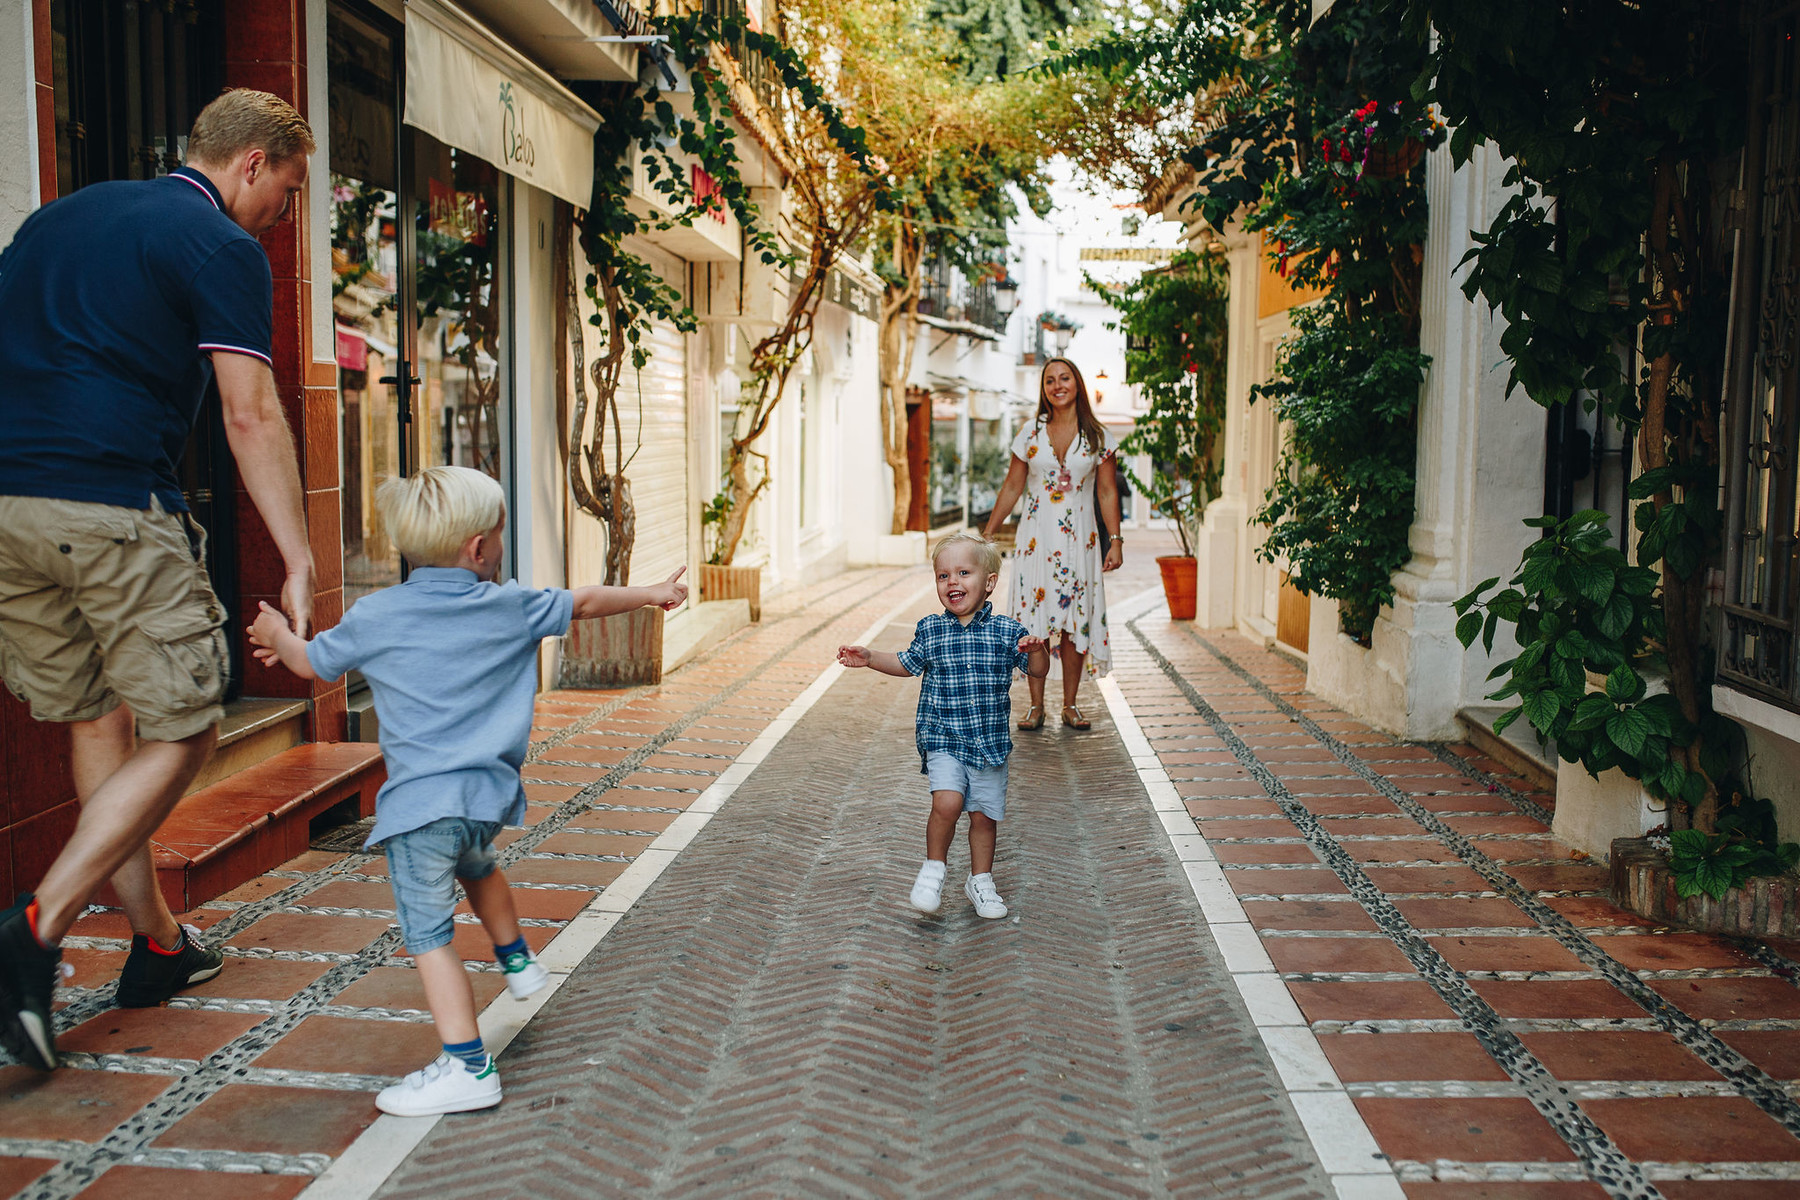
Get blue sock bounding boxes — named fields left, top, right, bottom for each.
left=493, top=935, right=528, bottom=963
left=443, top=1037, right=488, bottom=1073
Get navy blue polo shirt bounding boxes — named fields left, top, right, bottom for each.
left=0, top=166, right=274, bottom=512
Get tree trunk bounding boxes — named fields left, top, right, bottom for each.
left=879, top=222, right=924, bottom=535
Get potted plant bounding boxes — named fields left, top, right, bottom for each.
left=1092, top=251, right=1230, bottom=620
left=698, top=488, right=762, bottom=620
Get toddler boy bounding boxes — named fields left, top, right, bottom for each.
left=249, top=465, right=685, bottom=1115
left=837, top=531, right=1047, bottom=918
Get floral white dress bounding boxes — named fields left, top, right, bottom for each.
left=1008, top=420, right=1113, bottom=676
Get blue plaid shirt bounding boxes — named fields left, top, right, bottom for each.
left=896, top=603, right=1032, bottom=772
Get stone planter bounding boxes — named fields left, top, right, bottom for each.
left=1610, top=836, right=1800, bottom=936
left=558, top=608, right=664, bottom=689
left=699, top=563, right=761, bottom=621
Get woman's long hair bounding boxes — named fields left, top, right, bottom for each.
left=1034, top=357, right=1107, bottom=456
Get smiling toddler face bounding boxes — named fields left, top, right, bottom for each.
left=934, top=543, right=998, bottom=622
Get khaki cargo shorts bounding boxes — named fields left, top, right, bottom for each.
left=0, top=495, right=228, bottom=742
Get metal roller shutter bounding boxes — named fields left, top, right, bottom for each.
left=618, top=250, right=690, bottom=590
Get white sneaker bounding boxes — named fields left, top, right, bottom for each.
left=376, top=1052, right=503, bottom=1116
left=910, top=860, right=947, bottom=913
left=965, top=873, right=1008, bottom=919
left=498, top=948, right=549, bottom=1000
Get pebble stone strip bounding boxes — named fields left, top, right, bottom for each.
left=1122, top=612, right=1800, bottom=1194
left=1, top=569, right=927, bottom=1200
left=1113, top=606, right=1662, bottom=1200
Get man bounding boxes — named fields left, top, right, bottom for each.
left=0, top=89, right=317, bottom=1069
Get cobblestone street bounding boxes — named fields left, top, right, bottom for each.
left=5, top=538, right=1800, bottom=1198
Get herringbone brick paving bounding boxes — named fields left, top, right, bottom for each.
left=373, top=590, right=1333, bottom=1200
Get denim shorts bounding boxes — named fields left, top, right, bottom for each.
left=383, top=817, right=503, bottom=954
left=925, top=750, right=1010, bottom=820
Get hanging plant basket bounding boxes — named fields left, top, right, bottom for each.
left=1364, top=138, right=1426, bottom=180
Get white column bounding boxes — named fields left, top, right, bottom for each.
left=1191, top=221, right=1257, bottom=627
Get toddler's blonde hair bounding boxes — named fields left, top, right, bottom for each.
left=933, top=530, right=1002, bottom=577
left=376, top=466, right=504, bottom=568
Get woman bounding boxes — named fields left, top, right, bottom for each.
left=982, top=357, right=1122, bottom=730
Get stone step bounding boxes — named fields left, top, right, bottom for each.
left=1458, top=704, right=1557, bottom=793
left=142, top=742, right=385, bottom=912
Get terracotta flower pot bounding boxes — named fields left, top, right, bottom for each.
left=1157, top=555, right=1198, bottom=621
left=1365, top=138, right=1425, bottom=179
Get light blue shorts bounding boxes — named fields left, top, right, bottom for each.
left=383, top=817, right=503, bottom=954
left=925, top=750, right=1009, bottom=820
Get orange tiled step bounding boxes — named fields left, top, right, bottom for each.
left=145, top=742, right=385, bottom=912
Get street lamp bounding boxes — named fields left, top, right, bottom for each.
left=994, top=276, right=1019, bottom=318
left=1053, top=326, right=1073, bottom=354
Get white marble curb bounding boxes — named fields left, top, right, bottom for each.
left=300, top=579, right=937, bottom=1200
left=1097, top=589, right=1402, bottom=1200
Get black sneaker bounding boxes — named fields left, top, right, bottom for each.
left=115, top=924, right=224, bottom=1008
left=0, top=894, right=61, bottom=1070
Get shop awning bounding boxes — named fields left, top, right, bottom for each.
left=404, top=0, right=602, bottom=208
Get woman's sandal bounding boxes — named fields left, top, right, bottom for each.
left=1017, top=705, right=1045, bottom=731
left=1061, top=705, right=1091, bottom=730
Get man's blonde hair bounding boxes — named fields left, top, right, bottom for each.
left=376, top=467, right=504, bottom=568
left=187, top=89, right=316, bottom=166
left=933, top=530, right=1002, bottom=577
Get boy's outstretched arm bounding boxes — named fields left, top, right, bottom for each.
left=572, top=566, right=688, bottom=620
left=249, top=600, right=323, bottom=681
left=837, top=645, right=913, bottom=677
left=1018, top=634, right=1051, bottom=678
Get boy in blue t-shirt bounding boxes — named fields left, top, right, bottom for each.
left=250, top=466, right=685, bottom=1116
left=837, top=532, right=1048, bottom=919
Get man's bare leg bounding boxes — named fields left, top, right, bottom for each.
left=31, top=724, right=217, bottom=945
left=68, top=705, right=182, bottom=949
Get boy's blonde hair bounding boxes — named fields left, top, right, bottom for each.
left=933, top=530, right=1002, bottom=577
left=376, top=466, right=504, bottom=568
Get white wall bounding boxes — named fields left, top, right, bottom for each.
left=0, top=0, right=38, bottom=245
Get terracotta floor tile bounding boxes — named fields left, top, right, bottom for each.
left=350, top=858, right=388, bottom=877
left=507, top=857, right=626, bottom=887
left=1340, top=839, right=1458, bottom=864
left=59, top=1007, right=261, bottom=1062
left=275, top=850, right=348, bottom=873
left=1441, top=815, right=1550, bottom=836
left=1212, top=843, right=1320, bottom=865
left=1393, top=897, right=1531, bottom=930
left=1471, top=979, right=1644, bottom=1019
left=0, top=1066, right=170, bottom=1141
left=254, top=1014, right=442, bottom=1076
left=1196, top=818, right=1293, bottom=840
left=1184, top=799, right=1283, bottom=821
left=1317, top=816, right=1418, bottom=835
left=1295, top=795, right=1403, bottom=816
left=1286, top=980, right=1455, bottom=1021
left=1365, top=865, right=1492, bottom=893
left=59, top=947, right=127, bottom=990
left=76, top=1165, right=311, bottom=1200
left=181, top=957, right=333, bottom=1003
left=1265, top=936, right=1415, bottom=975
left=564, top=809, right=679, bottom=834
left=1649, top=976, right=1800, bottom=1021
left=455, top=887, right=593, bottom=921
left=1254, top=747, right=1342, bottom=763
left=155, top=1083, right=378, bottom=1157
left=438, top=922, right=555, bottom=965
left=1284, top=778, right=1386, bottom=797
left=519, top=764, right=607, bottom=786
left=1472, top=838, right=1586, bottom=862
left=1227, top=868, right=1348, bottom=896
left=330, top=965, right=506, bottom=1012
left=1429, top=935, right=1588, bottom=973
left=1241, top=900, right=1378, bottom=932
left=1655, top=1184, right=1800, bottom=1200
left=535, top=831, right=656, bottom=857
left=1407, top=792, right=1517, bottom=814
left=300, top=879, right=399, bottom=912
left=1716, top=1029, right=1800, bottom=1078
left=1317, top=1031, right=1509, bottom=1081
left=229, top=913, right=393, bottom=956
left=1543, top=896, right=1655, bottom=927
left=1581, top=1096, right=1800, bottom=1161
left=539, top=745, right=632, bottom=766
left=1400, top=1186, right=1606, bottom=1200
left=1520, top=1030, right=1720, bottom=1081
left=1356, top=1097, right=1576, bottom=1163
left=1181, top=779, right=1280, bottom=799
left=0, top=1158, right=57, bottom=1196
left=1589, top=932, right=1758, bottom=972
left=524, top=782, right=581, bottom=805
left=1505, top=863, right=1613, bottom=892
left=214, top=875, right=300, bottom=905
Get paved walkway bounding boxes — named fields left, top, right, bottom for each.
left=6, top=536, right=1800, bottom=1199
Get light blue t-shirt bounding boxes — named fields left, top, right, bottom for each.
left=306, top=567, right=574, bottom=847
